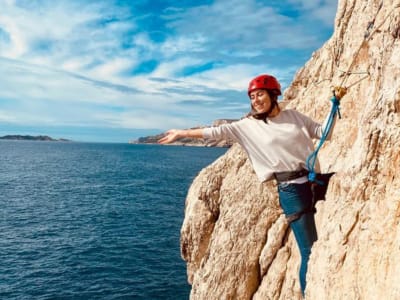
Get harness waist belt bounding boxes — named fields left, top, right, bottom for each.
left=274, top=169, right=309, bottom=183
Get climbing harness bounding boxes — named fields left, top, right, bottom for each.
left=274, top=169, right=336, bottom=223
left=278, top=89, right=342, bottom=224
left=278, top=2, right=400, bottom=224
left=275, top=87, right=343, bottom=224
left=306, top=0, right=399, bottom=194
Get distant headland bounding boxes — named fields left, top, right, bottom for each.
left=0, top=135, right=70, bottom=142
left=129, top=119, right=237, bottom=147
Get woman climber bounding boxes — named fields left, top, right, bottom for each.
left=158, top=74, right=339, bottom=296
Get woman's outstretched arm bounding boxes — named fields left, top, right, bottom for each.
left=158, top=128, right=204, bottom=144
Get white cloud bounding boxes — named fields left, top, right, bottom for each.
left=0, top=14, right=27, bottom=58
left=132, top=33, right=157, bottom=53
left=0, top=58, right=219, bottom=129
left=151, top=56, right=203, bottom=78
left=89, top=57, right=137, bottom=79
left=61, top=57, right=97, bottom=73
left=160, top=35, right=207, bottom=57
left=0, top=0, right=336, bottom=141
left=181, top=62, right=298, bottom=95
left=95, top=110, right=191, bottom=130
left=163, top=0, right=325, bottom=53
left=0, top=110, right=17, bottom=123
left=287, top=0, right=338, bottom=26
left=0, top=1, right=137, bottom=76
left=312, top=1, right=339, bottom=26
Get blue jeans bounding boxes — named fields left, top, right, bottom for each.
left=278, top=181, right=317, bottom=295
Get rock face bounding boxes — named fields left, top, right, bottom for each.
left=180, top=0, right=400, bottom=299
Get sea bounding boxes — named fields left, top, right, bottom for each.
left=0, top=140, right=228, bottom=300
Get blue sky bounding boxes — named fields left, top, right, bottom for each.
left=0, top=0, right=337, bottom=142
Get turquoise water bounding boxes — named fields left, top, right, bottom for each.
left=0, top=141, right=227, bottom=299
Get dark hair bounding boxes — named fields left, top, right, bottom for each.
left=248, top=89, right=279, bottom=121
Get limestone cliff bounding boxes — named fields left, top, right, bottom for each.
left=180, top=0, right=400, bottom=299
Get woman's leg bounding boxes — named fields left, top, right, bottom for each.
left=278, top=182, right=317, bottom=295
left=290, top=211, right=317, bottom=294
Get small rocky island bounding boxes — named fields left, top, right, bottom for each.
left=130, top=119, right=238, bottom=147
left=0, top=135, right=70, bottom=142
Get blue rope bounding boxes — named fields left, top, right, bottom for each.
left=306, top=96, right=341, bottom=183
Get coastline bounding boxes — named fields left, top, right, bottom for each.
left=0, top=135, right=70, bottom=142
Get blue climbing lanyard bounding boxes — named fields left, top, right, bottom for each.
left=306, top=95, right=341, bottom=183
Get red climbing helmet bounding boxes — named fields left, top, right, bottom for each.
left=247, top=74, right=282, bottom=97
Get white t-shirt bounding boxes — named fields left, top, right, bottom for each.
left=203, top=109, right=328, bottom=182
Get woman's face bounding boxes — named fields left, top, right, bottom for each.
left=249, top=89, right=272, bottom=113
